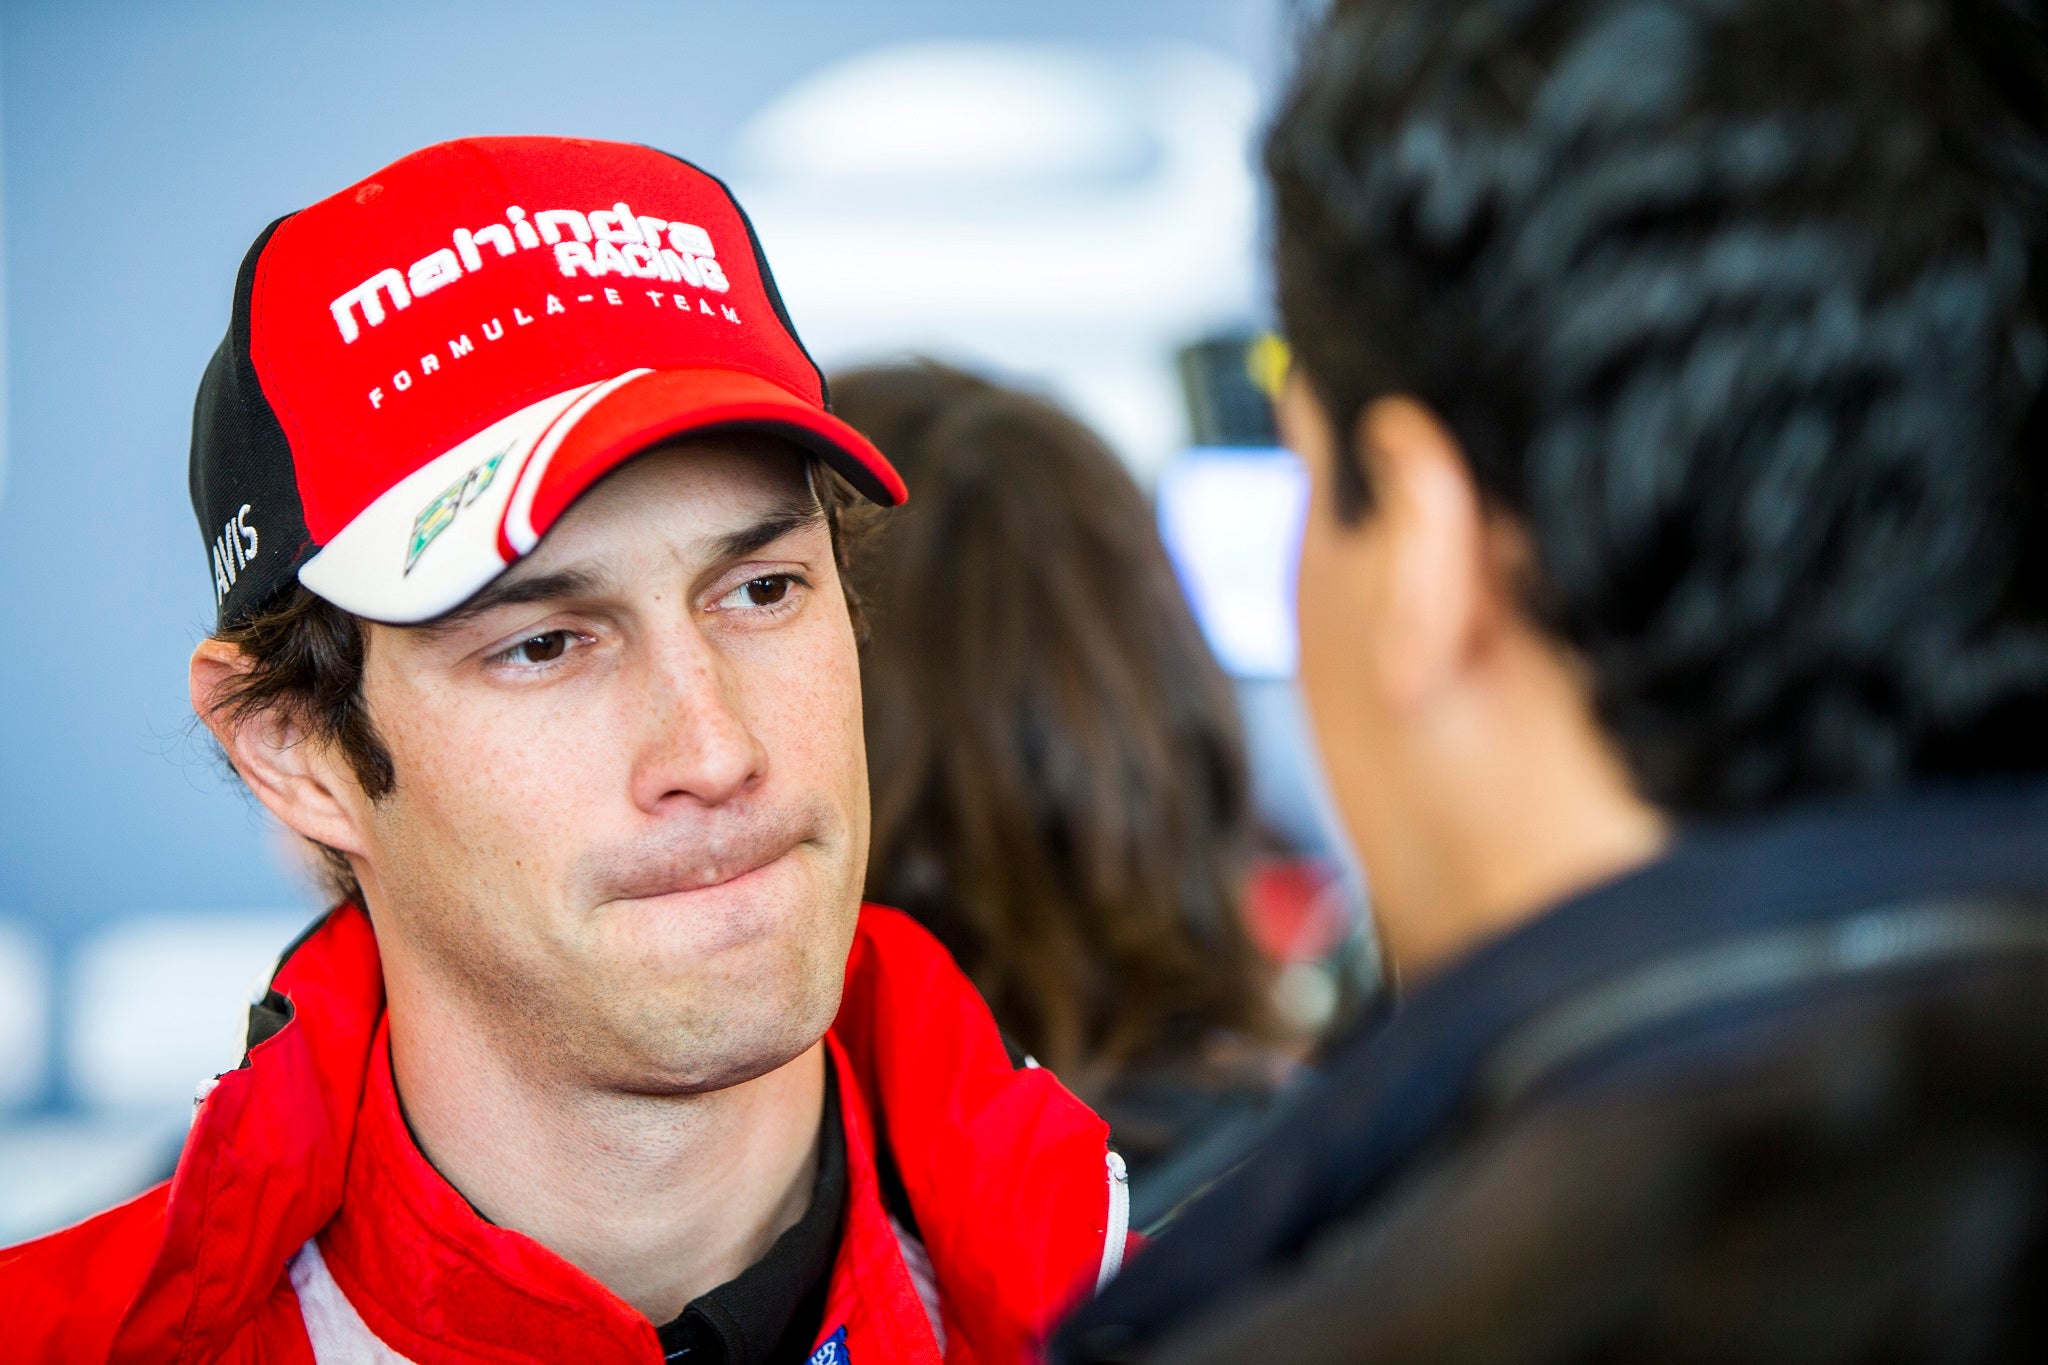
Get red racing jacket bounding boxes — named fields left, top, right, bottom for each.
left=0, top=902, right=1132, bottom=1364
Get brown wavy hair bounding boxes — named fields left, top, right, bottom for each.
left=834, top=361, right=1273, bottom=1089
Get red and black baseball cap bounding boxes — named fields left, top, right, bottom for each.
left=191, top=136, right=906, bottom=629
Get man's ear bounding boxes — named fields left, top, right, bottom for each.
left=1352, top=396, right=1498, bottom=712
left=190, top=639, right=370, bottom=858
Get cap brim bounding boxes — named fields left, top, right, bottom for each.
left=298, top=367, right=904, bottom=625
left=502, top=367, right=905, bottom=563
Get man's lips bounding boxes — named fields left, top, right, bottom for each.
left=610, top=847, right=786, bottom=900
left=599, top=838, right=801, bottom=902
left=575, top=801, right=830, bottom=907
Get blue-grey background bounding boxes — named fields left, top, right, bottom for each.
left=0, top=0, right=1341, bottom=1241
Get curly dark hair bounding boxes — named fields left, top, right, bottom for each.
left=1267, top=0, right=2048, bottom=812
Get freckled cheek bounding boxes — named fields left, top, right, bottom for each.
left=742, top=631, right=867, bottom=792
left=377, top=687, right=602, bottom=860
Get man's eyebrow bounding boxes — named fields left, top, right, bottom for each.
left=707, top=496, right=828, bottom=566
left=413, top=496, right=826, bottom=636
left=416, top=567, right=609, bottom=636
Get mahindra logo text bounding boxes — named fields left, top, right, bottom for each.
left=329, top=201, right=730, bottom=343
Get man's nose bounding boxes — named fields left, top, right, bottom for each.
left=627, top=624, right=767, bottom=812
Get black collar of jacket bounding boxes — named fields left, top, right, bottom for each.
left=656, top=1064, right=848, bottom=1365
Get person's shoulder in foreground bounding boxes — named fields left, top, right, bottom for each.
left=0, top=136, right=1129, bottom=1365
left=1055, top=0, right=2048, bottom=1359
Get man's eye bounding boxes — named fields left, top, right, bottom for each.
left=500, top=631, right=573, bottom=665
left=744, top=576, right=791, bottom=606
left=727, top=575, right=795, bottom=608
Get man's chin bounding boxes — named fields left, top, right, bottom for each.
left=597, top=977, right=836, bottom=1095
left=567, top=847, right=857, bottom=1090
left=622, top=1030, right=823, bottom=1097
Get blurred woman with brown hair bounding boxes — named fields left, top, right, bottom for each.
left=833, top=360, right=1291, bottom=1204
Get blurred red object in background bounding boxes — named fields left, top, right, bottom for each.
left=1245, top=857, right=1350, bottom=964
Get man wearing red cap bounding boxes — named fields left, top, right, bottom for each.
left=0, top=137, right=1128, bottom=1365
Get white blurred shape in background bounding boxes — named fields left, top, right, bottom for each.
left=1, top=29, right=10, bottom=517
left=67, top=913, right=311, bottom=1111
left=733, top=41, right=1262, bottom=478
left=1157, top=447, right=1309, bottom=679
left=0, top=923, right=48, bottom=1108
left=0, top=912, right=308, bottom=1243
left=0, top=1119, right=185, bottom=1245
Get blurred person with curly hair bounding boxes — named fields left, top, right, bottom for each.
left=1056, top=0, right=2048, bottom=1359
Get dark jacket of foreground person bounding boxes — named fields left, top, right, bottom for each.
left=4, top=904, right=1130, bottom=1364
left=1056, top=784, right=2048, bottom=1361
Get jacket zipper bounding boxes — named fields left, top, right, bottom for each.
left=1096, top=1150, right=1130, bottom=1291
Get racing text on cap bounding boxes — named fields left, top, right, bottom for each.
left=330, top=200, right=732, bottom=344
